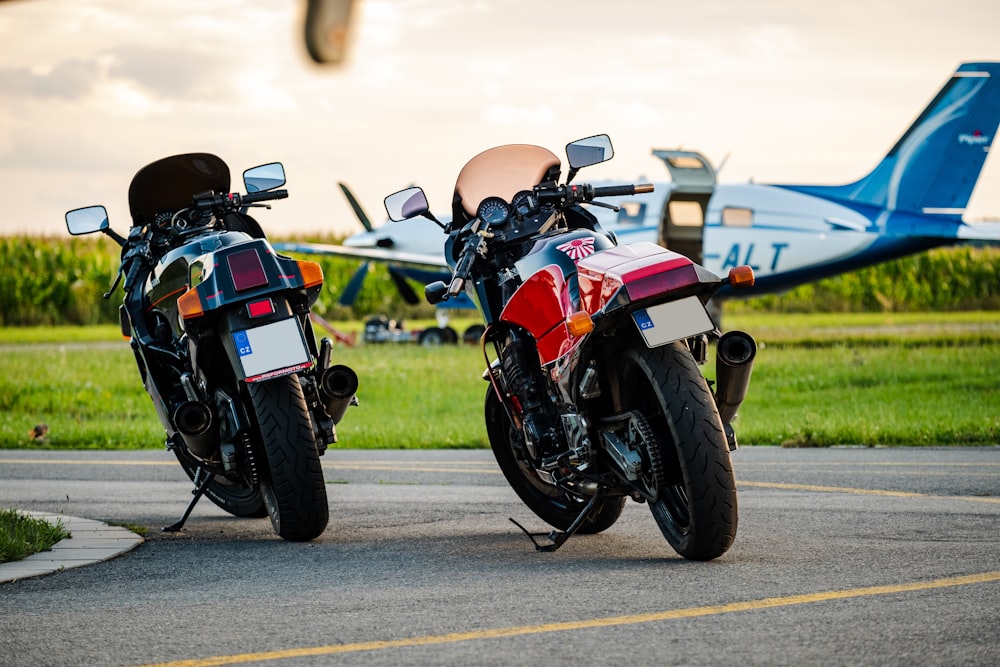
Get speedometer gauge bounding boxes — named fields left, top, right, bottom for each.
left=477, top=197, right=510, bottom=226
left=511, top=190, right=538, bottom=217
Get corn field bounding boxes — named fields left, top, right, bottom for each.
left=1, top=236, right=999, bottom=326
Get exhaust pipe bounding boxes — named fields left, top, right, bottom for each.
left=173, top=401, right=216, bottom=458
left=714, top=330, right=757, bottom=426
left=320, top=364, right=359, bottom=424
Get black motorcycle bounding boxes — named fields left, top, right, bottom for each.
left=386, top=135, right=756, bottom=559
left=66, top=153, right=358, bottom=541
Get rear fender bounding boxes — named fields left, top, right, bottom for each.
left=177, top=238, right=322, bottom=320
left=577, top=242, right=722, bottom=318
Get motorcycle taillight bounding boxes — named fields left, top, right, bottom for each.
left=228, top=249, right=268, bottom=292
left=246, top=298, right=275, bottom=318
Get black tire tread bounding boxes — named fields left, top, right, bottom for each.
left=249, top=375, right=328, bottom=541
left=630, top=342, right=737, bottom=560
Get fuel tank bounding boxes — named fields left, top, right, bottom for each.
left=501, top=229, right=614, bottom=364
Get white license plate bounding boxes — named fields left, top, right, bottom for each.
left=632, top=296, right=715, bottom=348
left=232, top=318, right=311, bottom=382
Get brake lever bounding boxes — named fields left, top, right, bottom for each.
left=587, top=200, right=620, bottom=212
left=102, top=269, right=123, bottom=300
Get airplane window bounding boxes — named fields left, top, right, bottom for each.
left=722, top=207, right=753, bottom=227
left=668, top=200, right=704, bottom=227
left=666, top=156, right=705, bottom=169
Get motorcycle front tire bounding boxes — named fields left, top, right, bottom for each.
left=485, top=388, right=625, bottom=534
left=617, top=340, right=737, bottom=561
left=247, top=374, right=329, bottom=542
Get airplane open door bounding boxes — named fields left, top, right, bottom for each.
left=651, top=149, right=716, bottom=265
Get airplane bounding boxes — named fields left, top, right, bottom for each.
left=275, top=61, right=1000, bottom=309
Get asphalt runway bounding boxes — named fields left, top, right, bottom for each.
left=1, top=447, right=999, bottom=666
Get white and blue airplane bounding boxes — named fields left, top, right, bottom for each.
left=277, top=61, right=1000, bottom=305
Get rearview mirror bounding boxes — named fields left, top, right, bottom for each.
left=566, top=134, right=614, bottom=169
left=243, top=162, right=286, bottom=193
left=384, top=187, right=429, bottom=221
left=66, top=205, right=110, bottom=236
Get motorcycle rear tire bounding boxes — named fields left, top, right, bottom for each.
left=618, top=340, right=737, bottom=561
left=173, top=448, right=268, bottom=518
left=248, top=374, right=329, bottom=542
left=485, top=388, right=625, bottom=534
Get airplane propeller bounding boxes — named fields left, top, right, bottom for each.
left=388, top=266, right=420, bottom=305
left=338, top=261, right=371, bottom=306
left=339, top=181, right=375, bottom=232
left=337, top=181, right=421, bottom=308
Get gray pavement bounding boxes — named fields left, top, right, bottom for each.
left=1, top=447, right=998, bottom=666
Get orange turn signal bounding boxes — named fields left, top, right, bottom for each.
left=566, top=311, right=595, bottom=337
left=297, top=260, right=324, bottom=288
left=728, top=265, right=755, bottom=289
left=177, top=288, right=204, bottom=319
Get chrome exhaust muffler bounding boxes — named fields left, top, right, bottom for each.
left=320, top=364, right=359, bottom=424
left=172, top=400, right=216, bottom=458
left=714, top=330, right=757, bottom=426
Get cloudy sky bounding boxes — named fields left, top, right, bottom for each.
left=2, top=0, right=998, bottom=237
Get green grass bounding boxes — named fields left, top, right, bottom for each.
left=0, top=508, right=70, bottom=564
left=2, top=314, right=999, bottom=448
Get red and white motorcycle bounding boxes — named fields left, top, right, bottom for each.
left=386, top=135, right=756, bottom=559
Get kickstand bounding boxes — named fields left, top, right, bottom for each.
left=509, top=488, right=607, bottom=552
left=163, top=468, right=215, bottom=533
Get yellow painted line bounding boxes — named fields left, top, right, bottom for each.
left=739, top=461, right=1000, bottom=468
left=742, top=480, right=1000, bottom=504
left=136, top=570, right=1000, bottom=667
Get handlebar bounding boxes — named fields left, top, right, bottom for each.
left=592, top=183, right=655, bottom=197
left=534, top=182, right=654, bottom=205
left=192, top=189, right=288, bottom=213
left=448, top=230, right=484, bottom=297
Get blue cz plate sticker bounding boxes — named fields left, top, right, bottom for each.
left=633, top=310, right=654, bottom=331
left=233, top=331, right=253, bottom=357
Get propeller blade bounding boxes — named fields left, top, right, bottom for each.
left=388, top=266, right=421, bottom=305
left=338, top=182, right=375, bottom=232
left=338, top=262, right=371, bottom=306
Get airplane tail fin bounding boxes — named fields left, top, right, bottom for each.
left=780, top=62, right=1000, bottom=219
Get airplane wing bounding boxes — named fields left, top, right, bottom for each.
left=273, top=241, right=449, bottom=269
left=957, top=222, right=1000, bottom=242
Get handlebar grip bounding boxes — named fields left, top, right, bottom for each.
left=592, top=183, right=654, bottom=198
left=123, top=255, right=145, bottom=292
left=242, top=189, right=289, bottom=204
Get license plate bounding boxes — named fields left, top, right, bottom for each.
left=233, top=318, right=311, bottom=382
left=632, top=296, right=715, bottom=348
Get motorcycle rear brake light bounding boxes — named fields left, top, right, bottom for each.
left=247, top=298, right=275, bottom=318
left=228, top=249, right=268, bottom=292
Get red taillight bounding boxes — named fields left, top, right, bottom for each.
left=228, top=249, right=268, bottom=292
left=247, top=298, right=275, bottom=318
